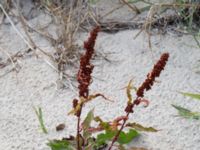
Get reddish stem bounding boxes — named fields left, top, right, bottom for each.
left=77, top=116, right=81, bottom=150
left=108, top=113, right=130, bottom=150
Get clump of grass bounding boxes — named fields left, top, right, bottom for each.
left=33, top=106, right=48, bottom=134
left=135, top=0, right=200, bottom=48
left=46, top=26, right=169, bottom=150
left=172, top=92, right=200, bottom=120
left=1, top=0, right=101, bottom=89
left=175, top=0, right=200, bottom=47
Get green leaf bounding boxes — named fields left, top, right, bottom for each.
left=172, top=104, right=200, bottom=120
left=180, top=92, right=200, bottom=100
left=96, top=130, right=116, bottom=147
left=95, top=129, right=139, bottom=147
left=94, top=116, right=111, bottom=130
left=117, top=129, right=139, bottom=144
left=82, top=109, right=94, bottom=139
left=47, top=140, right=75, bottom=150
left=33, top=106, right=48, bottom=134
left=126, top=122, right=158, bottom=132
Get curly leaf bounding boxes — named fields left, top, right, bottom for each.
left=82, top=109, right=94, bottom=139
left=126, top=79, right=137, bottom=103
left=172, top=104, right=200, bottom=120
left=180, top=92, right=200, bottom=100
left=86, top=93, right=113, bottom=102
left=126, top=122, right=158, bottom=132
left=68, top=97, right=85, bottom=115
left=68, top=103, right=82, bottom=115
left=47, top=140, right=75, bottom=150
left=94, top=116, right=103, bottom=123
left=69, top=94, right=112, bottom=115
left=117, top=129, right=139, bottom=144
left=127, top=80, right=133, bottom=104
left=94, top=116, right=110, bottom=130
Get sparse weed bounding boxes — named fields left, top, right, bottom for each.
left=172, top=92, right=200, bottom=120
left=33, top=106, right=48, bottom=134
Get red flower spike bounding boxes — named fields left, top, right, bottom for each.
left=77, top=26, right=100, bottom=98
left=133, top=99, right=141, bottom=105
left=125, top=103, right=134, bottom=113
left=73, top=99, right=78, bottom=108
left=136, top=53, right=169, bottom=97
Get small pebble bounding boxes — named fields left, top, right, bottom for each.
left=56, top=123, right=65, bottom=131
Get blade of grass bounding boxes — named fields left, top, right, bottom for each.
left=172, top=104, right=200, bottom=120
left=193, top=35, right=200, bottom=48
left=33, top=106, right=48, bottom=134
left=179, top=92, right=200, bottom=100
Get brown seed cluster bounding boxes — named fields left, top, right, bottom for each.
left=136, top=53, right=169, bottom=97
left=77, top=26, right=100, bottom=98
left=125, top=53, right=169, bottom=113
left=73, top=99, right=78, bottom=108
left=124, top=103, right=134, bottom=113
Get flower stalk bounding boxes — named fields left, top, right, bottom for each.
left=108, top=53, right=169, bottom=150
left=75, top=26, right=100, bottom=150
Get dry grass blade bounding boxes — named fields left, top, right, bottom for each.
left=0, top=3, right=58, bottom=74
left=0, top=46, right=18, bottom=71
left=134, top=3, right=200, bottom=48
left=0, top=46, right=22, bottom=79
left=100, top=3, right=125, bottom=19
left=86, top=93, right=114, bottom=102
left=120, top=0, right=141, bottom=14
left=127, top=80, right=134, bottom=104
left=43, top=1, right=87, bottom=84
left=134, top=4, right=160, bottom=48
left=0, top=4, right=33, bottom=50
left=18, top=13, right=53, bottom=58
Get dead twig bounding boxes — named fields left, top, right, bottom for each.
left=120, top=0, right=141, bottom=14
left=0, top=46, right=22, bottom=79
left=100, top=3, right=125, bottom=19
left=98, top=12, right=180, bottom=33
left=18, top=13, right=54, bottom=59
left=0, top=46, right=18, bottom=71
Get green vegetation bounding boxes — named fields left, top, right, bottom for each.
left=33, top=106, right=48, bottom=134
left=172, top=92, right=200, bottom=120
left=46, top=27, right=169, bottom=150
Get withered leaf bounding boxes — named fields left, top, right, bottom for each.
left=126, top=122, right=158, bottom=132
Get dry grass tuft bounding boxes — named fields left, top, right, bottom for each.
left=0, top=0, right=102, bottom=89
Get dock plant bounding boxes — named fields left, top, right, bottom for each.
left=47, top=26, right=169, bottom=150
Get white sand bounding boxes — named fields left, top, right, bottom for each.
left=1, top=1, right=200, bottom=150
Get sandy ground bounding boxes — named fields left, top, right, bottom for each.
left=1, top=1, right=200, bottom=150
